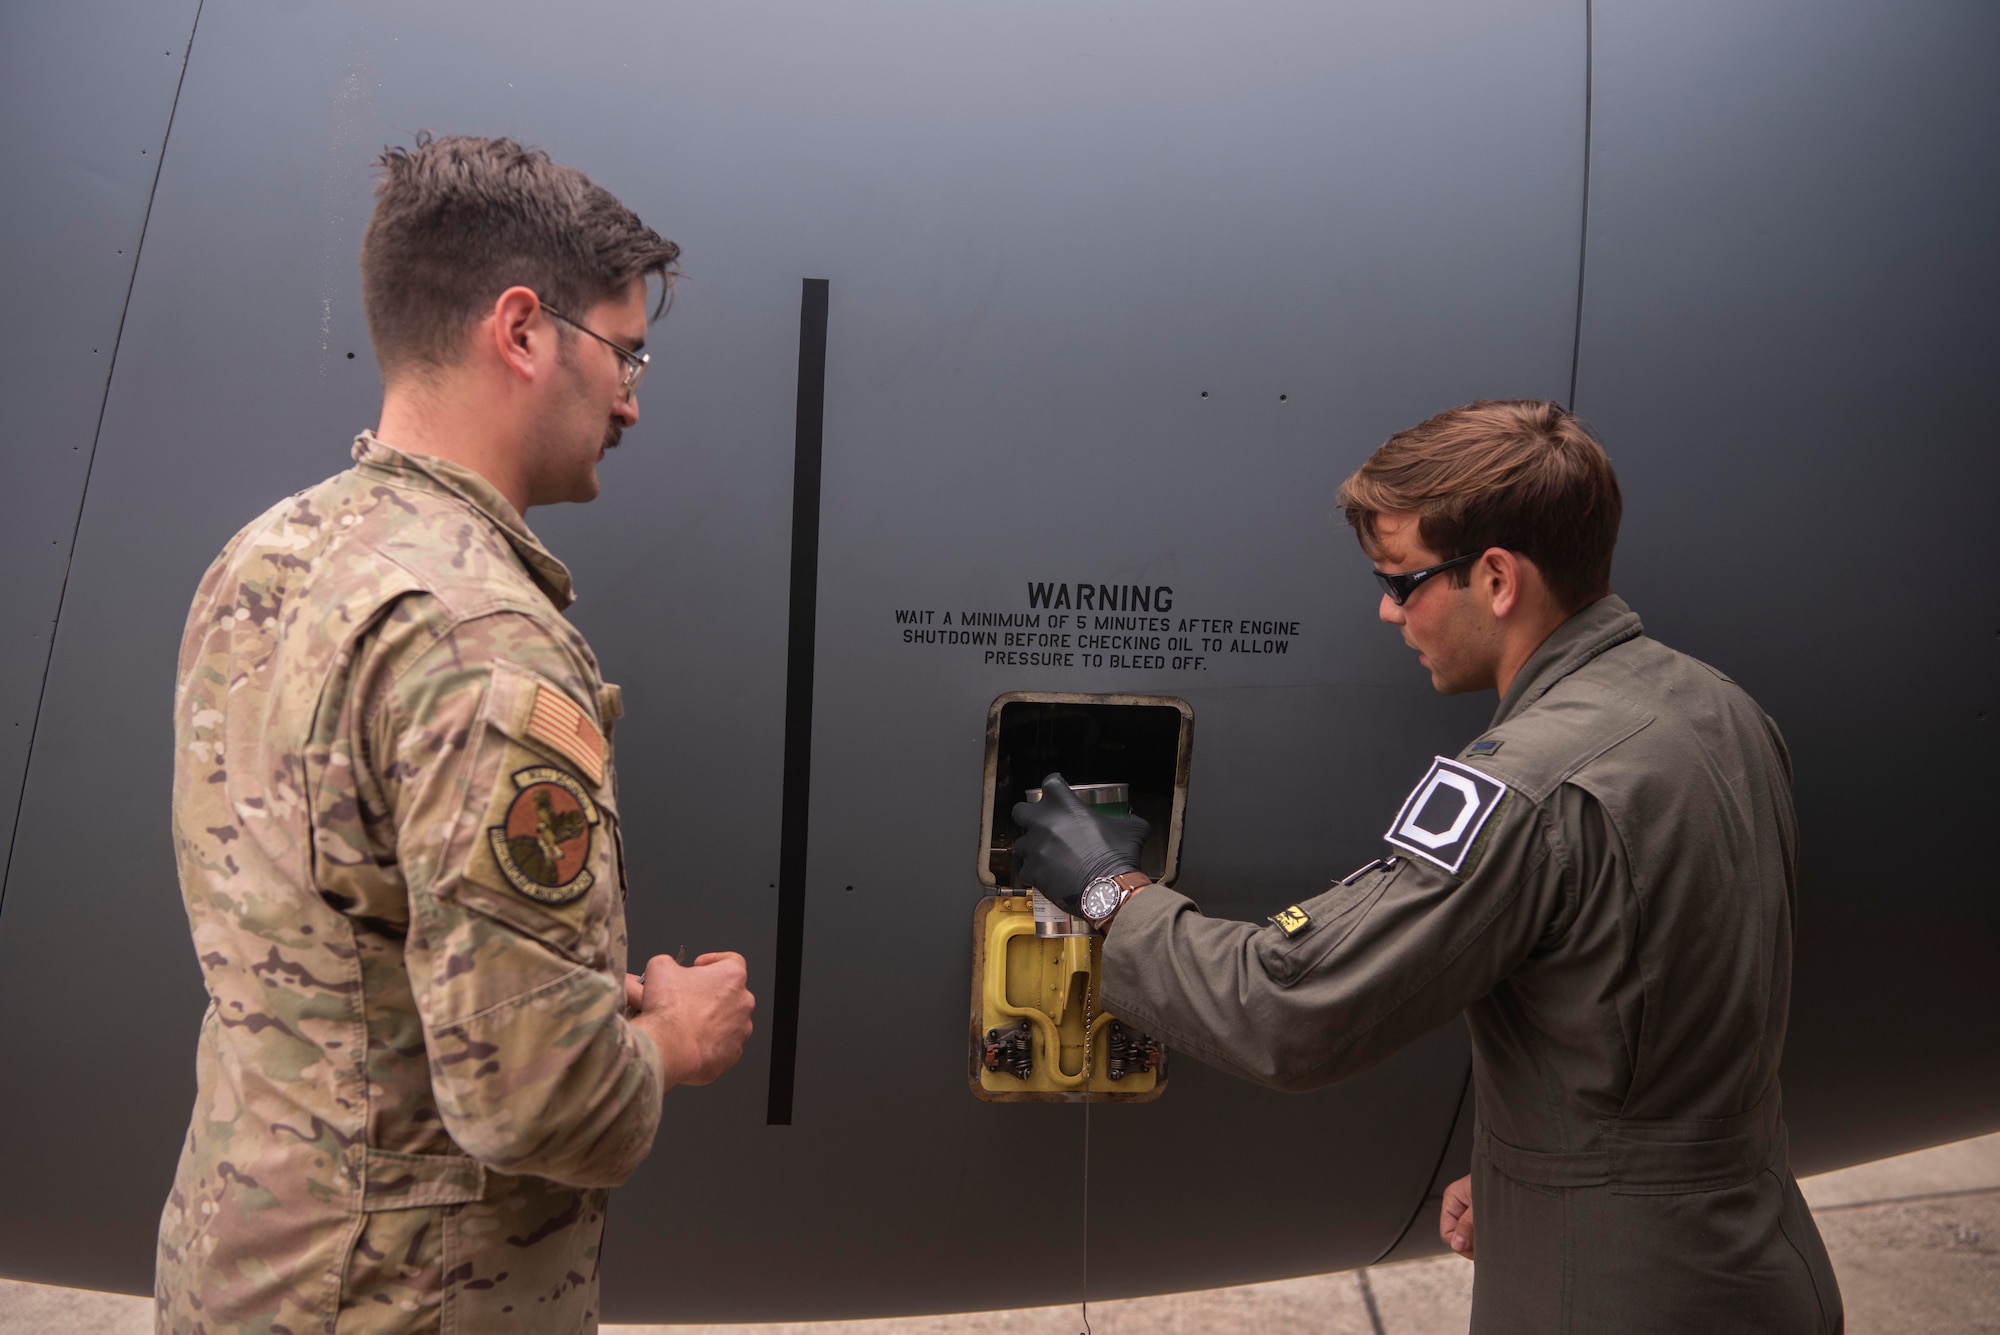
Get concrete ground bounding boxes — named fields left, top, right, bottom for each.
left=5, top=1132, right=1996, bottom=1333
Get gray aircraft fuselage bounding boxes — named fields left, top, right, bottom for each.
left=2, top=0, right=1995, bottom=1322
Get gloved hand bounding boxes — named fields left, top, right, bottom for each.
left=1010, top=773, right=1150, bottom=914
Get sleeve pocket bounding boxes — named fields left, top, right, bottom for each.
left=1255, top=864, right=1400, bottom=987
left=434, top=662, right=621, bottom=968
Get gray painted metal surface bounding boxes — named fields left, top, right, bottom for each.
left=0, top=1, right=201, bottom=888
left=0, top=0, right=1992, bottom=1322
left=1576, top=0, right=2000, bottom=1172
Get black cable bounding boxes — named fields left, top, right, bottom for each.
left=1080, top=1090, right=1093, bottom=1334
left=1356, top=1267, right=1390, bottom=1335
left=1567, top=0, right=1595, bottom=412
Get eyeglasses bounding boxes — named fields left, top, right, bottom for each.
left=1372, top=550, right=1488, bottom=606
left=541, top=302, right=649, bottom=396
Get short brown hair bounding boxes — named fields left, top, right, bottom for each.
left=1337, top=400, right=1622, bottom=611
left=360, top=133, right=681, bottom=375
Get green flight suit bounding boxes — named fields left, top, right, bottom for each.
left=1102, top=595, right=1844, bottom=1333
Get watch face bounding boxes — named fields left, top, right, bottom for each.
left=1080, top=879, right=1121, bottom=920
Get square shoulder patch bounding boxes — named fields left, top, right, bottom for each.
left=1385, top=756, right=1508, bottom=874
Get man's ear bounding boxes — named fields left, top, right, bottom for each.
left=1483, top=547, right=1523, bottom=620
left=490, top=285, right=547, bottom=384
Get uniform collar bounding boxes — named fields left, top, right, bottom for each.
left=351, top=431, right=576, bottom=610
left=1490, top=594, right=1644, bottom=728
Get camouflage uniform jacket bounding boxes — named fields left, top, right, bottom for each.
left=158, top=432, right=664, bottom=1335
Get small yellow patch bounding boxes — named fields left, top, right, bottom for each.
left=1272, top=905, right=1312, bottom=938
left=528, top=683, right=605, bottom=786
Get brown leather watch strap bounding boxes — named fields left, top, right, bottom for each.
left=1093, top=871, right=1153, bottom=933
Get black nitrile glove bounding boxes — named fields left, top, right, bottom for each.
left=1011, top=773, right=1150, bottom=914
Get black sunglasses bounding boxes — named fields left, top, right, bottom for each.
left=1373, top=550, right=1488, bottom=606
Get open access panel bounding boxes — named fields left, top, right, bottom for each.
left=969, top=692, right=1193, bottom=1103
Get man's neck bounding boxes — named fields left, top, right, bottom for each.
left=375, top=375, right=532, bottom=516
left=1493, top=603, right=1573, bottom=698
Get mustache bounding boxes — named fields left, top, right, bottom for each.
left=602, top=423, right=623, bottom=451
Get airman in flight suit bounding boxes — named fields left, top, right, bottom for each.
left=1015, top=401, right=1843, bottom=1333
left=157, top=135, right=754, bottom=1334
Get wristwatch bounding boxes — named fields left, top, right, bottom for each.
left=1078, top=870, right=1152, bottom=930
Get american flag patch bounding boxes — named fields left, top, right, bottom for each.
left=528, top=683, right=605, bottom=786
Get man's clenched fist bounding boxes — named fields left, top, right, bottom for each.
left=624, top=952, right=755, bottom=1089
left=1439, top=1174, right=1476, bottom=1260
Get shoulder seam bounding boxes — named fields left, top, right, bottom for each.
left=1479, top=684, right=1656, bottom=803
left=369, top=603, right=582, bottom=723
left=349, top=470, right=549, bottom=612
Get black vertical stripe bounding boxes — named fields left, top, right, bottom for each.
left=766, top=278, right=829, bottom=1125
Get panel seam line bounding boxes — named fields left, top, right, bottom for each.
left=1368, top=1054, right=1474, bottom=1267
left=0, top=0, right=207, bottom=917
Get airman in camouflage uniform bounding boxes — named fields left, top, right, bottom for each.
left=158, top=432, right=661, bottom=1332
left=159, top=131, right=752, bottom=1334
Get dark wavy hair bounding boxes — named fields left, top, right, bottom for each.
left=1338, top=400, right=1623, bottom=612
left=360, top=132, right=680, bottom=377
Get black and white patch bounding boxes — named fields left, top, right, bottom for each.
left=1385, top=756, right=1508, bottom=874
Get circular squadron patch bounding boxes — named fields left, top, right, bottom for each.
left=487, top=766, right=600, bottom=904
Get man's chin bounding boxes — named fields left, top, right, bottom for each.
left=557, top=464, right=602, bottom=505
left=1428, top=666, right=1471, bottom=695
